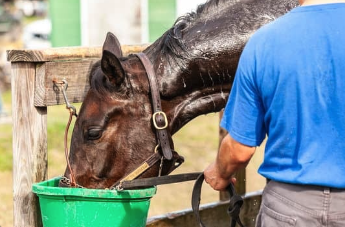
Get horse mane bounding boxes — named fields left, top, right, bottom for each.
left=89, top=61, right=117, bottom=94
left=196, top=0, right=224, bottom=15
left=144, top=0, right=231, bottom=66
left=144, top=14, right=194, bottom=62
left=90, top=0, right=234, bottom=87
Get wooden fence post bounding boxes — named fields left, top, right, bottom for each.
left=11, top=62, right=47, bottom=227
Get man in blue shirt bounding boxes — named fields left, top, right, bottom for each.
left=204, top=0, right=345, bottom=226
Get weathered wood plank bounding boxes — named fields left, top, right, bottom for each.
left=7, top=44, right=148, bottom=62
left=34, top=60, right=96, bottom=106
left=146, top=191, right=262, bottom=227
left=11, top=62, right=47, bottom=227
left=35, top=63, right=46, bottom=107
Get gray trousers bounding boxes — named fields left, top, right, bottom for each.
left=255, top=180, right=345, bottom=227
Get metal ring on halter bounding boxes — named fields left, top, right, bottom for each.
left=154, top=145, right=160, bottom=153
left=154, top=145, right=164, bottom=176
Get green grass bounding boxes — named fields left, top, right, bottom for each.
left=47, top=104, right=80, bottom=151
left=2, top=90, right=11, bottom=104
left=46, top=104, right=81, bottom=176
left=0, top=124, right=12, bottom=171
left=23, top=15, right=46, bottom=25
left=0, top=90, right=12, bottom=171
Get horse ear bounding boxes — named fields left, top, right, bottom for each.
left=103, top=32, right=123, bottom=58
left=101, top=50, right=125, bottom=86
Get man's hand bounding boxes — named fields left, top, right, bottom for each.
left=204, top=134, right=256, bottom=191
left=204, top=162, right=236, bottom=191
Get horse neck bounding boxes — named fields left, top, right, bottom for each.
left=142, top=48, right=234, bottom=135
left=143, top=0, right=299, bottom=134
left=166, top=69, right=231, bottom=135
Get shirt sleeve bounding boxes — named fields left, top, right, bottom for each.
left=221, top=43, right=266, bottom=147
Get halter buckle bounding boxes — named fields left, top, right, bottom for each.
left=152, top=111, right=168, bottom=130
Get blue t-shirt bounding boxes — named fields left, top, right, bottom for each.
left=221, top=3, right=345, bottom=188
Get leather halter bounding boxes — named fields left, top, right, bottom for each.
left=136, top=53, right=174, bottom=160
left=110, top=52, right=181, bottom=190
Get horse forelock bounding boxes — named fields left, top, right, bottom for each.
left=89, top=60, right=117, bottom=96
left=89, top=59, right=133, bottom=99
left=89, top=61, right=107, bottom=93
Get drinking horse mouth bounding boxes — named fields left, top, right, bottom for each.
left=59, top=176, right=77, bottom=188
left=58, top=150, right=186, bottom=189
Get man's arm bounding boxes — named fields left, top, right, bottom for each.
left=204, top=133, right=256, bottom=191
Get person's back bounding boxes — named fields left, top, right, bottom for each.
left=238, top=3, right=345, bottom=188
left=204, top=1, right=345, bottom=226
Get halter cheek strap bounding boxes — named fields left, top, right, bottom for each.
left=110, top=52, right=180, bottom=190
left=135, top=52, right=174, bottom=160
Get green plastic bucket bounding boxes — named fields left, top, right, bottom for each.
left=32, top=177, right=156, bottom=227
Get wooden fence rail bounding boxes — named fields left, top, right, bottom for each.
left=8, top=46, right=261, bottom=227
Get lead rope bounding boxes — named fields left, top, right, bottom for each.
left=192, top=173, right=246, bottom=227
left=64, top=110, right=77, bottom=187
left=53, top=79, right=78, bottom=187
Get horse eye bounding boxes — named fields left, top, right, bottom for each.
left=86, top=128, right=103, bottom=140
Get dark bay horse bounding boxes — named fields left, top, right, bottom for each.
left=62, top=0, right=298, bottom=189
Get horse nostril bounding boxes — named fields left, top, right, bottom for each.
left=59, top=180, right=69, bottom=188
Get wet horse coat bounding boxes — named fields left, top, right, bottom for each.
left=62, top=0, right=298, bottom=189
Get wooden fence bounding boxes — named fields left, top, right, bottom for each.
left=8, top=46, right=262, bottom=227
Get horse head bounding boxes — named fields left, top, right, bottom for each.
left=61, top=0, right=299, bottom=189
left=62, top=32, right=182, bottom=189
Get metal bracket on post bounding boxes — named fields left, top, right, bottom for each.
left=53, top=79, right=78, bottom=117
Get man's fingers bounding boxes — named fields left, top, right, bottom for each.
left=231, top=177, right=237, bottom=185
